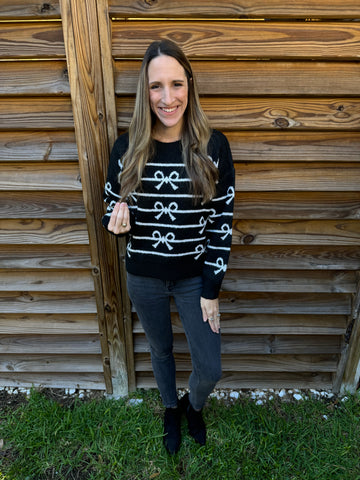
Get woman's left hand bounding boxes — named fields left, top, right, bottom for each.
left=200, top=297, right=221, bottom=334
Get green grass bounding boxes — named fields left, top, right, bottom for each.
left=0, top=388, right=359, bottom=479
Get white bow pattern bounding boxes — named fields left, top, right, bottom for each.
left=154, top=201, right=178, bottom=221
left=220, top=223, right=232, bottom=240
left=152, top=231, right=175, bottom=250
left=154, top=171, right=179, bottom=191
left=205, top=257, right=227, bottom=275
left=226, top=186, right=235, bottom=205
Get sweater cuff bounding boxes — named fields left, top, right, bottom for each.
left=201, top=276, right=221, bottom=300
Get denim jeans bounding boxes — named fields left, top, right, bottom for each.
left=127, top=273, right=222, bottom=410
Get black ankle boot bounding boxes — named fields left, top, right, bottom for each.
left=179, top=393, right=206, bottom=445
left=163, top=406, right=182, bottom=454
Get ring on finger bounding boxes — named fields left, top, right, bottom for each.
left=122, top=223, right=127, bottom=227
left=209, top=317, right=214, bottom=322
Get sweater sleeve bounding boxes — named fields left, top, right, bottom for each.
left=201, top=131, right=235, bottom=299
left=101, top=133, right=129, bottom=233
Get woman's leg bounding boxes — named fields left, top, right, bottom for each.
left=171, top=276, right=222, bottom=411
left=126, top=273, right=178, bottom=408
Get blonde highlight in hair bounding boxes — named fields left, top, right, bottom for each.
left=119, top=40, right=218, bottom=203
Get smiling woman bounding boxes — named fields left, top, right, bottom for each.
left=102, top=39, right=235, bottom=455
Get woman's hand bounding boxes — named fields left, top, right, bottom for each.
left=200, top=297, right=221, bottom=334
left=107, top=202, right=131, bottom=234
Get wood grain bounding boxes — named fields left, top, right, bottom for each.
left=0, top=292, right=97, bottom=314
left=0, top=98, right=73, bottom=130
left=117, top=97, right=360, bottom=131
left=233, top=192, right=360, bottom=219
left=228, top=245, right=360, bottom=270
left=0, top=60, right=70, bottom=95
left=115, top=60, right=360, bottom=96
left=0, top=313, right=99, bottom=334
left=134, top=333, right=342, bottom=354
left=232, top=219, right=360, bottom=246
left=0, top=270, right=94, bottom=292
left=133, top=313, right=348, bottom=335
left=0, top=1, right=61, bottom=19
left=235, top=163, right=360, bottom=192
left=136, top=371, right=333, bottom=390
left=109, top=0, right=360, bottom=19
left=0, top=219, right=89, bottom=245
left=0, top=334, right=101, bottom=354
left=222, top=270, right=356, bottom=293
left=135, top=353, right=338, bottom=372
left=0, top=131, right=77, bottom=162
left=0, top=354, right=103, bottom=373
left=0, top=163, right=81, bottom=191
left=0, top=22, right=65, bottom=59
left=218, top=291, right=351, bottom=315
left=0, top=372, right=105, bottom=390
left=0, top=245, right=91, bottom=270
left=0, top=192, right=86, bottom=219
left=112, top=21, right=360, bottom=60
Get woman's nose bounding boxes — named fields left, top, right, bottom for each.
left=162, top=87, right=172, bottom=105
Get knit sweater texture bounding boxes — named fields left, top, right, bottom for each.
left=102, top=129, right=235, bottom=299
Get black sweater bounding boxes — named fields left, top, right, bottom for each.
left=102, top=129, right=235, bottom=299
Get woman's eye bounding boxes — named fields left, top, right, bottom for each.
left=150, top=84, right=159, bottom=90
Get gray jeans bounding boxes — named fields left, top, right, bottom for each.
left=127, top=273, right=222, bottom=410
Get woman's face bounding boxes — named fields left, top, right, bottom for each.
left=148, top=54, right=189, bottom=141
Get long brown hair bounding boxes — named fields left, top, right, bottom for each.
left=119, top=39, right=218, bottom=203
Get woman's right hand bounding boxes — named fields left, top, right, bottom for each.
left=107, top=202, right=131, bottom=234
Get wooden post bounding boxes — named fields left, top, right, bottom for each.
left=341, top=272, right=360, bottom=393
left=60, top=0, right=128, bottom=396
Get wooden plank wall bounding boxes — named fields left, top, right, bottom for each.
left=0, top=0, right=359, bottom=394
left=108, top=1, right=360, bottom=392
left=0, top=2, right=106, bottom=390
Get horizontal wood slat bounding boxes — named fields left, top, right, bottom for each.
left=112, top=22, right=360, bottom=60
left=235, top=163, right=360, bottom=192
left=115, top=60, right=360, bottom=96
left=0, top=163, right=81, bottom=191
left=109, top=0, right=360, bottom=19
left=0, top=192, right=86, bottom=219
left=0, top=61, right=70, bottom=95
left=232, top=219, right=360, bottom=246
left=0, top=292, right=97, bottom=314
left=0, top=1, right=61, bottom=19
left=117, top=97, right=360, bottom=131
left=0, top=22, right=65, bottom=59
left=0, top=270, right=94, bottom=292
left=134, top=334, right=342, bottom=354
left=133, top=313, right=348, bottom=335
left=135, top=353, right=339, bottom=372
left=137, top=371, right=333, bottom=390
left=226, top=131, right=360, bottom=163
left=0, top=314, right=99, bottom=334
left=0, top=245, right=92, bottom=269
left=0, top=372, right=105, bottom=390
left=218, top=292, right=351, bottom=315
left=0, top=219, right=89, bottom=245
left=222, top=270, right=357, bottom=293
left=229, top=245, right=360, bottom=270
left=0, top=354, right=103, bottom=373
left=234, top=192, right=360, bottom=219
left=0, top=98, right=73, bottom=129
left=0, top=131, right=77, bottom=162
left=0, top=334, right=101, bottom=354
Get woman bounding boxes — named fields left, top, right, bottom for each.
left=102, top=39, right=235, bottom=454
